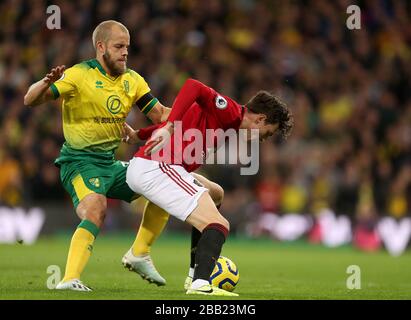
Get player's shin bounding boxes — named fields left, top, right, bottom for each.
left=132, top=200, right=169, bottom=256
left=62, top=220, right=99, bottom=282
left=191, top=223, right=228, bottom=289
left=189, top=227, right=202, bottom=277
left=189, top=204, right=221, bottom=277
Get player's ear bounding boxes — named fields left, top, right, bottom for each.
left=256, top=114, right=267, bottom=125
left=95, top=41, right=105, bottom=54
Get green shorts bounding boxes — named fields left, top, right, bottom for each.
left=55, top=144, right=138, bottom=208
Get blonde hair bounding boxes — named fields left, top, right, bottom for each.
left=92, top=20, right=129, bottom=49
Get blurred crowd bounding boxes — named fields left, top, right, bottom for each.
left=0, top=0, right=410, bottom=234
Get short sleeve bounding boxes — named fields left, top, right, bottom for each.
left=50, top=65, right=83, bottom=99
left=128, top=69, right=159, bottom=115
left=128, top=70, right=151, bottom=104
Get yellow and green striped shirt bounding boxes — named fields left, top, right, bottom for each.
left=51, top=59, right=158, bottom=152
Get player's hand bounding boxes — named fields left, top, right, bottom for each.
left=44, top=65, right=66, bottom=85
left=122, top=122, right=140, bottom=144
left=144, top=122, right=174, bottom=155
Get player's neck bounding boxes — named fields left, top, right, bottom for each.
left=96, top=56, right=115, bottom=77
left=239, top=110, right=253, bottom=129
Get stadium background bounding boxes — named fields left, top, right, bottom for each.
left=0, top=0, right=410, bottom=259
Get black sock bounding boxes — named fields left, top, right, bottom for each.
left=190, top=227, right=202, bottom=269
left=190, top=205, right=221, bottom=270
left=193, top=223, right=228, bottom=283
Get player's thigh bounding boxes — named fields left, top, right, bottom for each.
left=191, top=172, right=224, bottom=206
left=108, top=164, right=166, bottom=218
left=185, top=192, right=229, bottom=232
left=59, top=161, right=109, bottom=209
left=126, top=157, right=208, bottom=222
left=106, top=160, right=140, bottom=203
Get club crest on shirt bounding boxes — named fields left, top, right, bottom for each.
left=124, top=80, right=129, bottom=93
left=215, top=95, right=227, bottom=110
left=89, top=177, right=100, bottom=188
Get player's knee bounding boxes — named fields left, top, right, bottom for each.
left=204, top=219, right=230, bottom=238
left=77, top=197, right=107, bottom=227
left=81, top=208, right=106, bottom=227
left=218, top=217, right=230, bottom=232
left=212, top=184, right=224, bottom=206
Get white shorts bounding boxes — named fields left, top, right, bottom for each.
left=126, top=157, right=208, bottom=221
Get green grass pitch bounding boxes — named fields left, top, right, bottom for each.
left=1, top=233, right=410, bottom=300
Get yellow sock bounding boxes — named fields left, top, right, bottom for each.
left=62, top=220, right=99, bottom=282
left=132, top=200, right=169, bottom=256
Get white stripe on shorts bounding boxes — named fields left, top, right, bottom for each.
left=159, top=162, right=197, bottom=195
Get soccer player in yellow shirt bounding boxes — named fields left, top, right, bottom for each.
left=24, top=20, right=224, bottom=291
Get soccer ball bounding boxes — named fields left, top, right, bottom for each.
left=210, top=256, right=239, bottom=292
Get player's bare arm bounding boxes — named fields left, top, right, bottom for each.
left=121, top=122, right=156, bottom=144
left=122, top=122, right=140, bottom=144
left=146, top=101, right=171, bottom=124
left=23, top=65, right=65, bottom=107
left=121, top=119, right=174, bottom=154
left=143, top=121, right=174, bottom=155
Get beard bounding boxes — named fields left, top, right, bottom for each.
left=103, top=51, right=126, bottom=76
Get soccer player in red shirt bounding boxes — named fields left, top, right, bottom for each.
left=124, top=78, right=293, bottom=296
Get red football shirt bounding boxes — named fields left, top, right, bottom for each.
left=134, top=79, right=245, bottom=172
